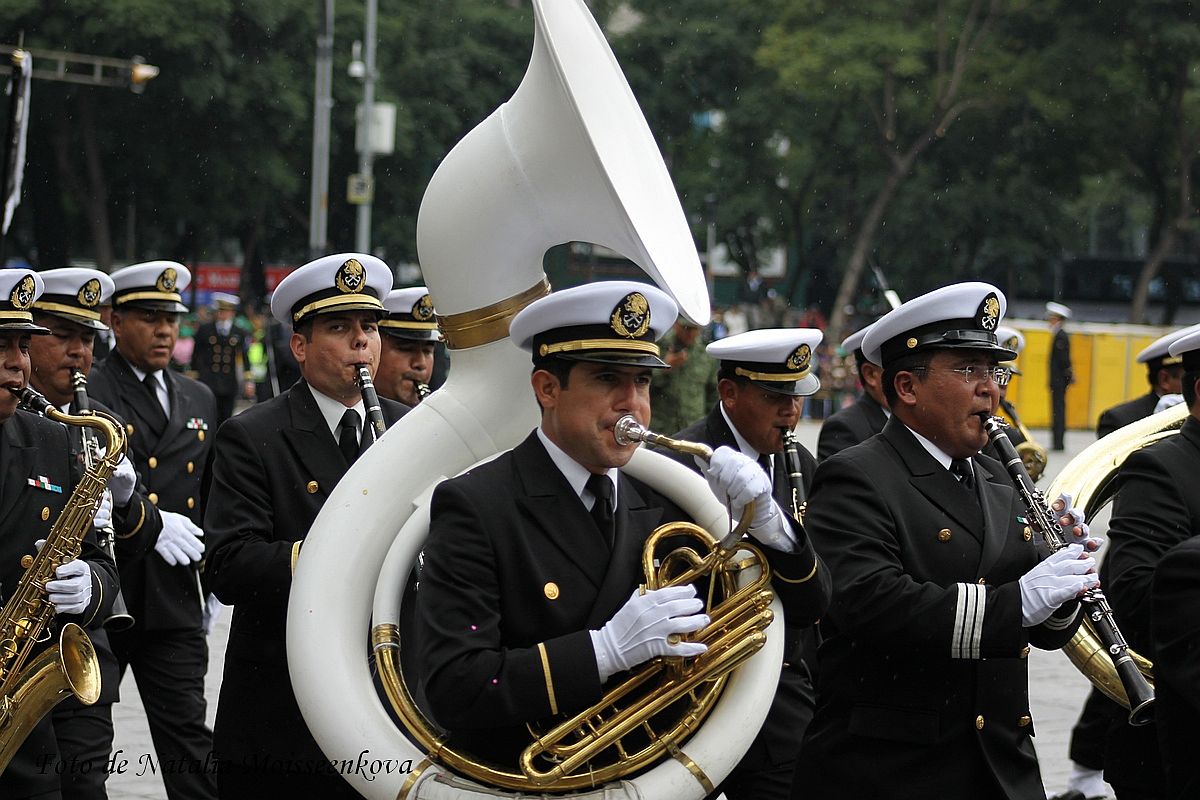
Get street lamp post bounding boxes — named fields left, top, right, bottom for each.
left=308, top=0, right=334, bottom=259
left=354, top=0, right=377, bottom=253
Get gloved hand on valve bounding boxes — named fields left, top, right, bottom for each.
left=92, top=489, right=113, bottom=531
left=106, top=454, right=137, bottom=507
left=1019, top=543, right=1100, bottom=627
left=33, top=540, right=94, bottom=616
left=1052, top=492, right=1096, bottom=547
left=700, top=446, right=795, bottom=552
left=590, top=585, right=709, bottom=682
left=155, top=511, right=206, bottom=566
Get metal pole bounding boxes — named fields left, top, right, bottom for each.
left=354, top=0, right=377, bottom=252
left=309, top=0, right=334, bottom=259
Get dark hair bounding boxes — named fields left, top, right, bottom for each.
left=293, top=318, right=314, bottom=341
left=882, top=351, right=934, bottom=406
left=1184, top=369, right=1200, bottom=407
left=1150, top=363, right=1185, bottom=389
left=533, top=357, right=574, bottom=388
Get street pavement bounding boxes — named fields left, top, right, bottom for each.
left=105, top=421, right=1113, bottom=799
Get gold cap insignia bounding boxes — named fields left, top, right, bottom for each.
left=335, top=258, right=367, bottom=294
left=412, top=294, right=435, bottom=321
left=610, top=292, right=651, bottom=339
left=1003, top=334, right=1019, bottom=351
left=10, top=275, right=35, bottom=310
left=156, top=268, right=178, bottom=292
left=78, top=278, right=102, bottom=308
left=786, top=343, right=812, bottom=371
left=906, top=337, right=918, bottom=349
left=977, top=293, right=1000, bottom=331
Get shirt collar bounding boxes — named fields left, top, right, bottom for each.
left=309, top=383, right=367, bottom=440
left=903, top=423, right=964, bottom=472
left=718, top=403, right=769, bottom=466
left=536, top=426, right=619, bottom=509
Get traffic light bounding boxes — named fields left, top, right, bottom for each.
left=129, top=56, right=159, bottom=93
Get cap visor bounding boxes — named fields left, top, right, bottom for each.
left=121, top=299, right=189, bottom=314
left=382, top=328, right=440, bottom=342
left=41, top=311, right=108, bottom=331
left=751, top=373, right=821, bottom=397
left=0, top=321, right=51, bottom=335
left=556, top=351, right=669, bottom=369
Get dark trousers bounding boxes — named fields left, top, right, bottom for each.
left=211, top=392, right=236, bottom=432
left=1070, top=688, right=1120, bottom=770
left=1051, top=385, right=1068, bottom=449
left=51, top=704, right=114, bottom=800
left=111, top=626, right=217, bottom=800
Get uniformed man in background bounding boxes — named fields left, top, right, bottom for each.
left=816, top=323, right=888, bottom=461
left=373, top=286, right=439, bottom=406
left=1096, top=324, right=1199, bottom=438
left=205, top=254, right=408, bottom=798
left=1046, top=301, right=1074, bottom=451
left=190, top=292, right=253, bottom=429
left=656, top=327, right=829, bottom=800
left=28, top=267, right=159, bottom=800
left=0, top=268, right=120, bottom=800
left=88, top=261, right=218, bottom=800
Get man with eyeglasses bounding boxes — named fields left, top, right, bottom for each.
left=654, top=328, right=826, bottom=800
left=792, top=282, right=1100, bottom=800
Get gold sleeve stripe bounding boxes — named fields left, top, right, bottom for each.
left=116, top=501, right=147, bottom=539
left=537, top=641, right=558, bottom=715
left=290, top=541, right=302, bottom=575
left=774, top=557, right=819, bottom=585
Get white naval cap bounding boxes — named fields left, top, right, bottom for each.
left=110, top=261, right=191, bottom=313
left=861, top=282, right=1015, bottom=367
left=1137, top=323, right=1200, bottom=371
left=380, top=287, right=440, bottom=342
left=1166, top=325, right=1200, bottom=372
left=211, top=292, right=240, bottom=310
left=841, top=323, right=874, bottom=356
left=33, top=268, right=115, bottom=331
left=509, top=280, right=677, bottom=369
left=1045, top=301, right=1072, bottom=320
left=270, top=253, right=392, bottom=326
left=0, top=269, right=49, bottom=334
left=995, top=325, right=1025, bottom=374
left=707, top=328, right=823, bottom=396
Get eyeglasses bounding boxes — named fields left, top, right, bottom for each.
left=912, top=365, right=1011, bottom=387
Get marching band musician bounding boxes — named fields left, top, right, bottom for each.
left=413, top=282, right=830, bottom=772
left=373, top=286, right=439, bottom=406
left=816, top=323, right=889, bottom=462
left=86, top=262, right=218, bottom=800
left=654, top=328, right=827, bottom=800
left=1096, top=325, right=1196, bottom=438
left=205, top=254, right=408, bottom=797
left=28, top=268, right=160, bottom=800
left=189, top=292, right=254, bottom=430
left=793, top=283, right=1099, bottom=800
left=0, top=269, right=119, bottom=800
left=1097, top=327, right=1200, bottom=800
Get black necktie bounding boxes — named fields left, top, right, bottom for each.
left=951, top=458, right=975, bottom=492
left=586, top=473, right=615, bottom=548
left=758, top=454, right=773, bottom=484
left=338, top=409, right=360, bottom=466
left=142, top=372, right=167, bottom=422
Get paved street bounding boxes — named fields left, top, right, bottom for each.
left=105, top=421, right=1113, bottom=799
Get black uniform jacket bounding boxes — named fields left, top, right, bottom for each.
left=0, top=409, right=119, bottom=797
left=1050, top=327, right=1073, bottom=389
left=1096, top=391, right=1159, bottom=439
left=88, top=350, right=217, bottom=630
left=205, top=379, right=408, bottom=666
left=1151, top=536, right=1200, bottom=800
left=816, top=392, right=887, bottom=462
left=1102, top=414, right=1200, bottom=791
left=795, top=416, right=1081, bottom=800
left=191, top=320, right=251, bottom=397
left=415, top=431, right=829, bottom=768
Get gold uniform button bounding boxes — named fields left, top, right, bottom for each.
left=1019, top=645, right=1031, bottom=658
left=937, top=528, right=952, bottom=542
left=975, top=715, right=985, bottom=730
left=1018, top=715, right=1031, bottom=727
left=198, top=430, right=206, bottom=442
left=148, top=493, right=158, bottom=505
left=907, top=337, right=918, bottom=349
left=126, top=423, right=135, bottom=435
left=306, top=481, right=319, bottom=494
left=1023, top=526, right=1032, bottom=541
left=544, top=582, right=560, bottom=600
left=187, top=461, right=195, bottom=474
left=187, top=497, right=195, bottom=509
left=148, top=456, right=158, bottom=469
left=41, top=506, right=50, bottom=521
left=977, top=577, right=987, bottom=585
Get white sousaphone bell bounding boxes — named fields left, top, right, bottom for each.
left=287, top=1, right=781, bottom=798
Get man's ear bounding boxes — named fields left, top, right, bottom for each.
left=717, top=377, right=738, bottom=409
left=893, top=370, right=919, bottom=408
left=531, top=369, right=560, bottom=409
left=290, top=332, right=307, bottom=366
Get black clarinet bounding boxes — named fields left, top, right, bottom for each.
left=980, top=414, right=1154, bottom=725
left=356, top=365, right=388, bottom=445
left=71, top=369, right=136, bottom=631
left=780, top=429, right=807, bottom=523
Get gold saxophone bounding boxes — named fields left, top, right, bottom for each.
left=0, top=385, right=125, bottom=772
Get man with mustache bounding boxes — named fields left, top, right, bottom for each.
left=87, top=261, right=218, bottom=800
left=205, top=254, right=407, bottom=797
left=794, top=282, right=1099, bottom=800
left=414, top=281, right=830, bottom=773
left=654, top=327, right=825, bottom=800
left=373, top=286, right=439, bottom=405
left=0, top=268, right=119, bottom=800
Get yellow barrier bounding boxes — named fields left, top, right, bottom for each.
left=1004, top=319, right=1170, bottom=432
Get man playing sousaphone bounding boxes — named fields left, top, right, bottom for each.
left=373, top=286, right=440, bottom=406
left=205, top=254, right=408, bottom=797
left=413, top=281, right=830, bottom=774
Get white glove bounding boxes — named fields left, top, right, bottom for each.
left=1154, top=393, right=1184, bottom=413
left=107, top=455, right=137, bottom=506
left=155, top=511, right=205, bottom=566
left=591, top=585, right=709, bottom=682
left=92, top=490, right=113, bottom=531
left=1052, top=492, right=1093, bottom=544
left=46, top=559, right=93, bottom=616
left=700, top=447, right=794, bottom=550
left=202, top=593, right=224, bottom=635
left=1019, top=543, right=1099, bottom=626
